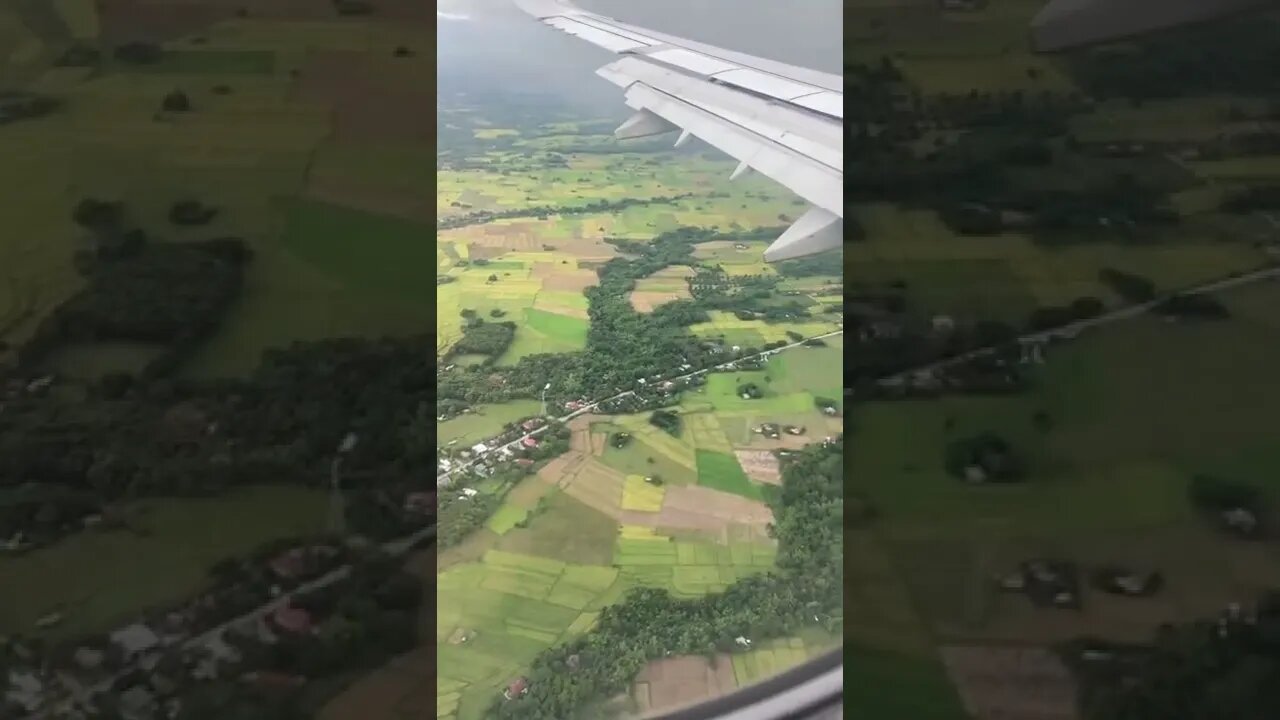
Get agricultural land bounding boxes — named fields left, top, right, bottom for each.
left=840, top=2, right=1280, bottom=719
left=1, top=2, right=435, bottom=719
left=431, top=69, right=845, bottom=718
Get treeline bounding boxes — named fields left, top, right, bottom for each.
left=0, top=335, right=437, bottom=545
left=1063, top=592, right=1280, bottom=720
left=489, top=439, right=843, bottom=719
left=438, top=194, right=694, bottom=230
left=439, top=225, right=790, bottom=410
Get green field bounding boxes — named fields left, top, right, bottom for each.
left=0, top=485, right=328, bottom=639
left=438, top=400, right=542, bottom=448
left=277, top=199, right=432, bottom=304
left=850, top=282, right=1280, bottom=643
left=495, top=491, right=620, bottom=566
left=116, top=50, right=277, bottom=76
left=612, top=531, right=776, bottom=598
left=694, top=450, right=763, bottom=501
left=849, top=203, right=1270, bottom=315
left=497, top=307, right=589, bottom=363
left=596, top=422, right=700, bottom=485
left=437, top=548, right=624, bottom=720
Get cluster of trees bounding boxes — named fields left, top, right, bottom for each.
left=0, top=92, right=61, bottom=124
left=1188, top=474, right=1265, bottom=539
left=1221, top=185, right=1280, bottom=213
left=1152, top=293, right=1230, bottom=321
left=1098, top=268, right=1157, bottom=303
left=17, top=213, right=250, bottom=378
left=1, top=334, right=437, bottom=544
left=437, top=194, right=693, bottom=230
left=1063, top=592, right=1280, bottom=720
left=944, top=433, right=1027, bottom=483
left=648, top=410, right=681, bottom=436
left=489, top=439, right=843, bottom=719
left=449, top=316, right=517, bottom=361
left=439, top=487, right=503, bottom=548
left=1026, top=296, right=1105, bottom=331
left=439, top=224, right=795, bottom=410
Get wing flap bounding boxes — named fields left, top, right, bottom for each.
left=514, top=0, right=843, bottom=260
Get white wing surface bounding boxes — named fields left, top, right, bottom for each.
left=513, top=0, right=843, bottom=261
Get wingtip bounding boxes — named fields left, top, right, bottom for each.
left=763, top=208, right=842, bottom=262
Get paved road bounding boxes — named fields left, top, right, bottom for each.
left=46, top=525, right=436, bottom=716
left=436, top=328, right=846, bottom=487
left=437, top=264, right=1280, bottom=488
left=881, top=264, right=1280, bottom=382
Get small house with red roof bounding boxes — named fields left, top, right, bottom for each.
left=504, top=677, right=529, bottom=700
left=521, top=437, right=539, bottom=449
left=271, top=605, right=313, bottom=635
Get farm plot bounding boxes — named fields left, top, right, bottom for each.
left=612, top=531, right=776, bottom=598
left=849, top=283, right=1280, bottom=646
left=437, top=549, right=623, bottom=718
left=497, top=307, right=589, bottom=364
left=850, top=204, right=1269, bottom=313
left=596, top=424, right=700, bottom=486
left=633, top=654, right=739, bottom=717
left=695, top=450, right=764, bottom=501
left=630, top=265, right=694, bottom=312
left=730, top=638, right=812, bottom=687
left=621, top=475, right=666, bottom=512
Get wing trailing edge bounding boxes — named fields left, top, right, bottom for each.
left=513, top=0, right=843, bottom=262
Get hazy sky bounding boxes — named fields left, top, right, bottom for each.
left=438, top=0, right=841, bottom=109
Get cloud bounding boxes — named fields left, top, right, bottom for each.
left=438, top=10, right=471, bottom=21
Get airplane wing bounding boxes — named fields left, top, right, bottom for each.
left=1032, top=0, right=1277, bottom=51
left=513, top=0, right=843, bottom=262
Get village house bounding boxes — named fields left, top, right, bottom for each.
left=504, top=676, right=530, bottom=700
left=521, top=436, right=539, bottom=449
left=110, top=623, right=161, bottom=663
left=271, top=606, right=314, bottom=635
left=4, top=670, right=43, bottom=713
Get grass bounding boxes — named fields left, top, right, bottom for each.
left=694, top=450, right=763, bottom=501
left=437, top=546, right=631, bottom=719
left=437, top=400, right=542, bottom=448
left=0, top=485, right=328, bottom=639
left=278, top=198, right=433, bottom=306
left=766, top=344, right=844, bottom=399
left=43, top=341, right=164, bottom=378
left=114, top=50, right=276, bottom=76
left=849, top=282, right=1280, bottom=642
left=485, top=504, right=530, bottom=536
left=496, top=492, right=619, bottom=566
left=597, top=425, right=700, bottom=485
left=845, top=645, right=970, bottom=720
left=849, top=203, right=1269, bottom=310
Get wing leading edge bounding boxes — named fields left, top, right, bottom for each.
left=513, top=0, right=843, bottom=262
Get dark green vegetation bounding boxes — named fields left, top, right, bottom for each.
left=841, top=4, right=1280, bottom=718
left=439, top=224, right=840, bottom=411
left=1064, top=594, right=1280, bottom=720
left=490, top=439, right=842, bottom=719
left=281, top=200, right=433, bottom=305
